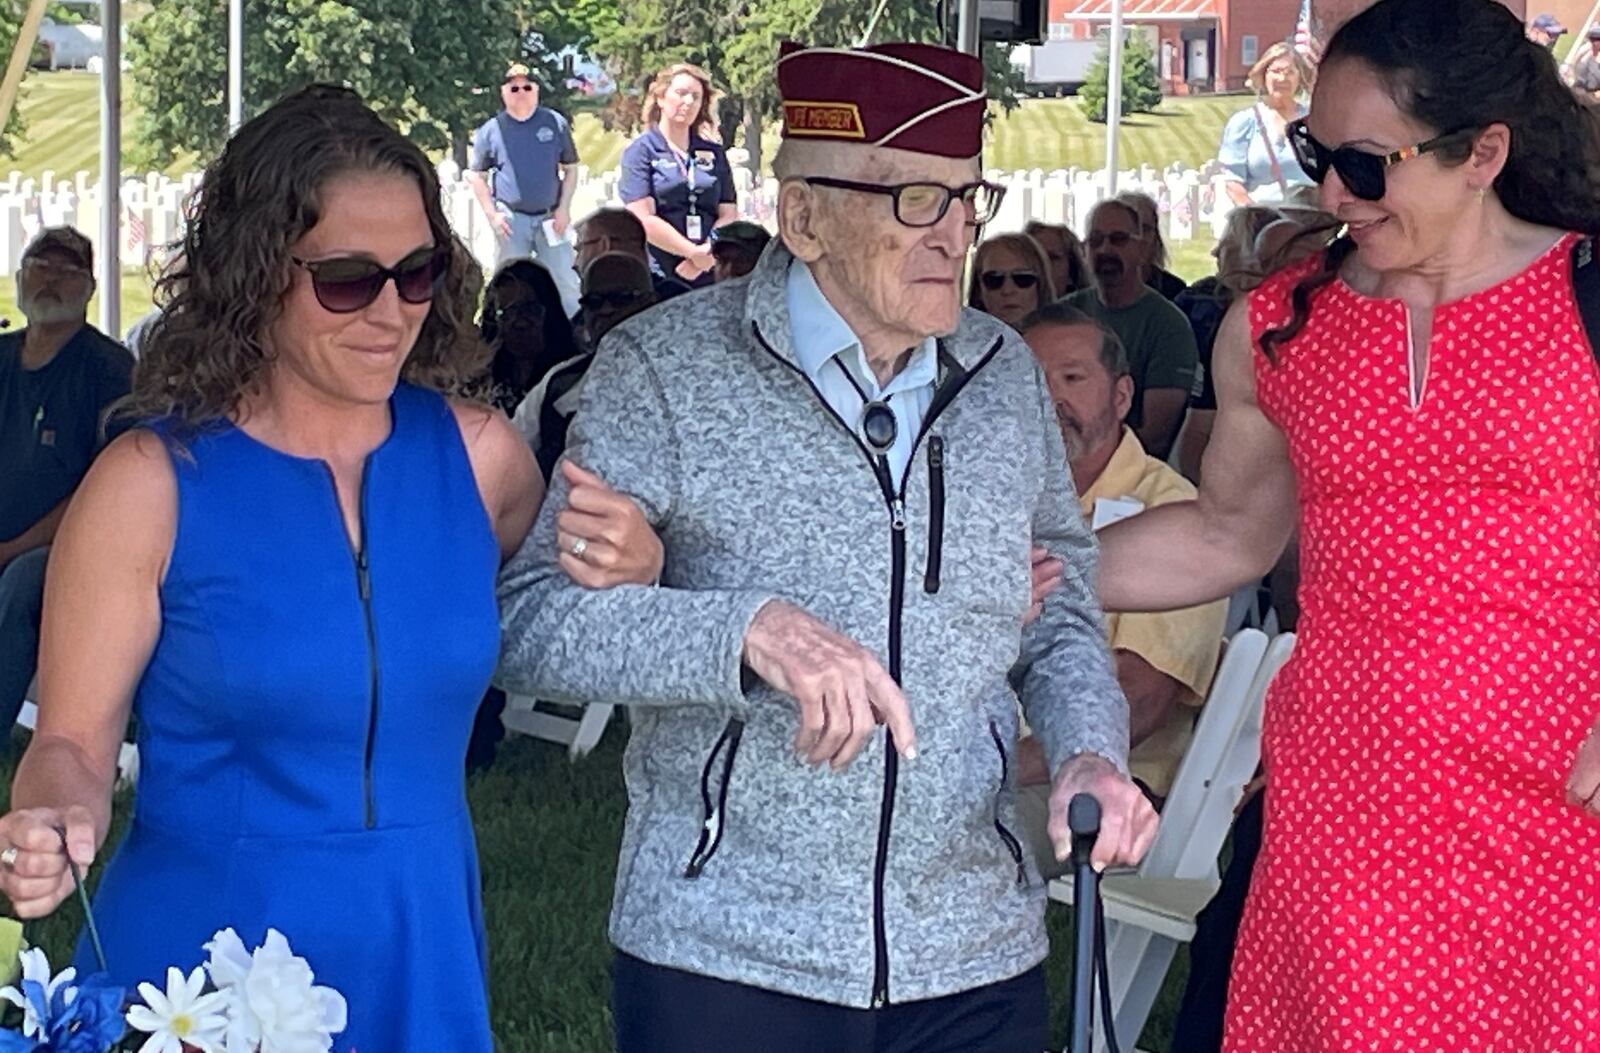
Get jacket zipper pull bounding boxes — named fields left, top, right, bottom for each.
left=890, top=498, right=906, bottom=532
left=357, top=551, right=372, bottom=601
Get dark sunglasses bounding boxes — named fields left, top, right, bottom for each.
left=291, top=246, right=450, bottom=314
left=580, top=288, right=650, bottom=311
left=506, top=84, right=536, bottom=93
left=1287, top=119, right=1476, bottom=202
left=980, top=270, right=1039, bottom=291
left=1087, top=231, right=1134, bottom=249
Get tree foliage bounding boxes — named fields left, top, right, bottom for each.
left=1078, top=31, right=1163, bottom=124
left=124, top=0, right=584, bottom=167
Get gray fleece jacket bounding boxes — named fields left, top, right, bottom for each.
left=496, top=242, right=1128, bottom=1009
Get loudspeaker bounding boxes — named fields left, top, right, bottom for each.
left=979, top=0, right=1046, bottom=45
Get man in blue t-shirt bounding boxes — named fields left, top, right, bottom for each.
left=467, top=63, right=582, bottom=316
left=0, top=227, right=134, bottom=735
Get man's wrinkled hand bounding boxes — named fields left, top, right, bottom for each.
left=742, top=600, right=917, bottom=771
left=1047, top=753, right=1158, bottom=871
left=1027, top=546, right=1063, bottom=624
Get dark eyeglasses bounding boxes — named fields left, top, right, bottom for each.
left=1287, top=119, right=1476, bottom=202
left=580, top=288, right=650, bottom=311
left=1087, top=231, right=1134, bottom=249
left=291, top=246, right=449, bottom=314
left=506, top=84, right=536, bottom=93
left=801, top=177, right=1005, bottom=229
left=980, top=270, right=1039, bottom=291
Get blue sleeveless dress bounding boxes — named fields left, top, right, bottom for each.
left=77, top=384, right=501, bottom=1052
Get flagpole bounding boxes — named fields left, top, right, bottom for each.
left=99, top=0, right=121, bottom=335
left=1104, top=0, right=1125, bottom=195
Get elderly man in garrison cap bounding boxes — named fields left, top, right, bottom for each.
left=498, top=41, right=1156, bottom=1053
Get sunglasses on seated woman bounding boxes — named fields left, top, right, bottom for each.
left=291, top=245, right=451, bottom=314
left=1287, top=119, right=1478, bottom=203
left=980, top=270, right=1039, bottom=291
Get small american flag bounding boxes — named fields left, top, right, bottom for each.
left=125, top=204, right=147, bottom=260
left=1293, top=0, right=1322, bottom=64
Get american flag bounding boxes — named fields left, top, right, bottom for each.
left=125, top=204, right=147, bottom=261
left=1293, top=0, right=1322, bottom=63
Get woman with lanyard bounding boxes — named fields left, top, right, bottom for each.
left=1218, top=42, right=1317, bottom=205
left=619, top=62, right=739, bottom=292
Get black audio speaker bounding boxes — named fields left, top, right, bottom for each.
left=979, top=0, right=1047, bottom=45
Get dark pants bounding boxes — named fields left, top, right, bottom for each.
left=613, top=952, right=1049, bottom=1053
left=0, top=547, right=49, bottom=736
left=1169, top=788, right=1266, bottom=1053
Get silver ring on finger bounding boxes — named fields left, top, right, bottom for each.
left=1, top=846, right=17, bottom=871
left=569, top=537, right=589, bottom=560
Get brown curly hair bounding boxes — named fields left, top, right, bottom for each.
left=123, top=84, right=489, bottom=429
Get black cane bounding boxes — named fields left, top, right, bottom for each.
left=1068, top=792, right=1101, bottom=1053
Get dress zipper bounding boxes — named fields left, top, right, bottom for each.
left=326, top=463, right=381, bottom=830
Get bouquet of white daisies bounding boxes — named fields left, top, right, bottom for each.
left=0, top=928, right=346, bottom=1053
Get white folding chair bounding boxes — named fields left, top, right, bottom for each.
left=499, top=694, right=615, bottom=760
left=19, top=675, right=141, bottom=788
left=1048, top=629, right=1297, bottom=1052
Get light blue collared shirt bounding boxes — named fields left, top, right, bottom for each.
left=785, top=261, right=938, bottom=488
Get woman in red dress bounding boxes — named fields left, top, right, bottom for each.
left=1097, top=0, right=1600, bottom=1048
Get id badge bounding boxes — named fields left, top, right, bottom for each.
left=685, top=214, right=703, bottom=242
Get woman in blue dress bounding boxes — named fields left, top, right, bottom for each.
left=1218, top=42, right=1317, bottom=205
left=0, top=85, right=662, bottom=1051
left=619, top=62, right=740, bottom=292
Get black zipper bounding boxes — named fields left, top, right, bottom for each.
left=988, top=720, right=1028, bottom=887
left=685, top=717, right=745, bottom=877
left=924, top=435, right=945, bottom=594
left=751, top=323, right=1006, bottom=1008
left=325, top=463, right=381, bottom=830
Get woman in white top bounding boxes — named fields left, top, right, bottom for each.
left=1218, top=43, right=1316, bottom=204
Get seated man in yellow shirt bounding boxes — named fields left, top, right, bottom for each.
left=1014, top=303, right=1228, bottom=879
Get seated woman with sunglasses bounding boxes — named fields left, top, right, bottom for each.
left=0, top=85, right=661, bottom=1051
left=965, top=232, right=1055, bottom=329
left=480, top=258, right=583, bottom=417
left=1092, top=1, right=1600, bottom=1048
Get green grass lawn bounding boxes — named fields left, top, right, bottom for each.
left=4, top=730, right=1191, bottom=1052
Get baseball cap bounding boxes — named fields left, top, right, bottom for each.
left=22, top=226, right=93, bottom=273
left=710, top=221, right=771, bottom=258
left=504, top=62, right=533, bottom=83
left=1531, top=13, right=1567, bottom=34
left=1589, top=23, right=1600, bottom=39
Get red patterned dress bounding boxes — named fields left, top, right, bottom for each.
left=1226, top=232, right=1600, bottom=1051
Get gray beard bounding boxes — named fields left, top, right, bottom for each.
left=19, top=292, right=89, bottom=326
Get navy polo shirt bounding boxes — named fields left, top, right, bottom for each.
left=471, top=107, right=578, bottom=215
left=0, top=325, right=133, bottom=542
left=618, top=128, right=737, bottom=279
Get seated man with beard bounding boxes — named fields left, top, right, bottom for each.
left=0, top=227, right=133, bottom=736
left=1012, top=303, right=1227, bottom=879
left=1065, top=199, right=1198, bottom=460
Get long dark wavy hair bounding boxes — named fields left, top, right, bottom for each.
left=1260, top=0, right=1600, bottom=361
left=124, top=84, right=489, bottom=427
left=480, top=258, right=582, bottom=412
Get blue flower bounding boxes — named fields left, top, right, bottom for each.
left=0, top=962, right=125, bottom=1053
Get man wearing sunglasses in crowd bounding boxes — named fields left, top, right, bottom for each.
left=498, top=40, right=1156, bottom=1053
left=0, top=227, right=132, bottom=745
left=1064, top=200, right=1199, bottom=460
left=467, top=62, right=582, bottom=318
